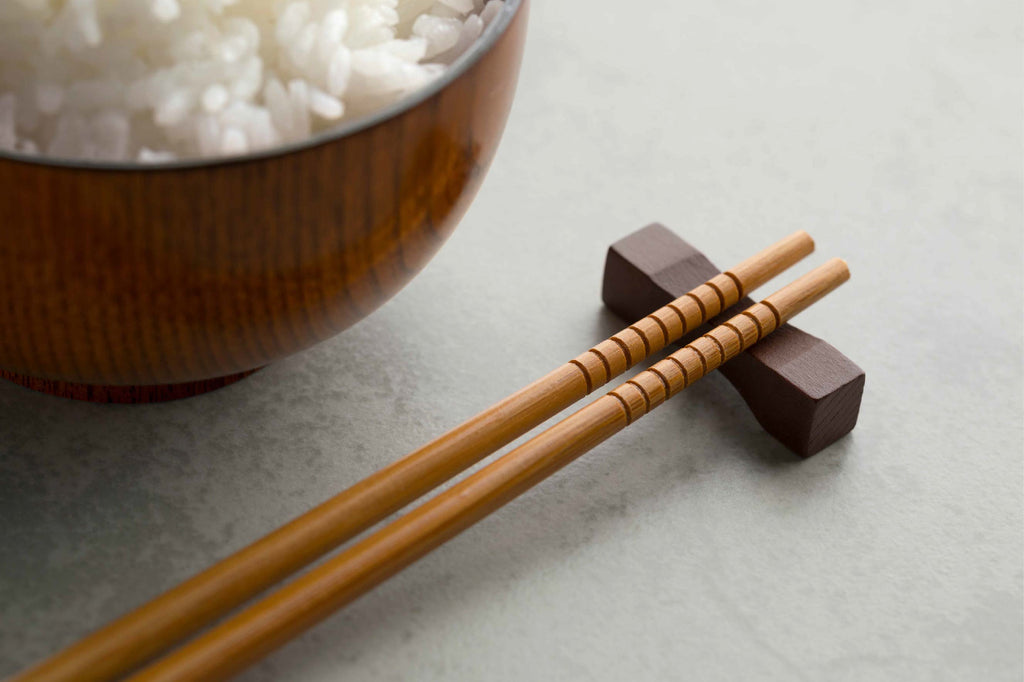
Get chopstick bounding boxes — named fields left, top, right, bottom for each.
left=13, top=232, right=814, bottom=682
left=126, top=258, right=850, bottom=682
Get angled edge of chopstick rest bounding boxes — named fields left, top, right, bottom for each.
left=125, top=258, right=850, bottom=682
left=10, top=231, right=814, bottom=682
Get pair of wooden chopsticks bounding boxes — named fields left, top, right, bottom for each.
left=14, top=232, right=849, bottom=682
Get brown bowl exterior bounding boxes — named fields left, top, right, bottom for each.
left=0, top=2, right=527, bottom=387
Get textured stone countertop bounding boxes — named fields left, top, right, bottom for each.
left=1, top=1, right=1021, bottom=680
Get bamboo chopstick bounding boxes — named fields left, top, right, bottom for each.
left=125, top=258, right=850, bottom=682
left=13, top=232, right=813, bottom=682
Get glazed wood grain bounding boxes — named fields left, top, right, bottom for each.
left=0, top=3, right=527, bottom=389
left=12, top=230, right=812, bottom=682
left=126, top=259, right=850, bottom=682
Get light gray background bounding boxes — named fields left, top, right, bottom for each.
left=2, top=1, right=1021, bottom=680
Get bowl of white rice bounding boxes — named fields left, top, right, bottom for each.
left=0, top=0, right=527, bottom=401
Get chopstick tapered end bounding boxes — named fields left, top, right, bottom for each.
left=763, top=257, right=850, bottom=324
left=728, top=230, right=817, bottom=297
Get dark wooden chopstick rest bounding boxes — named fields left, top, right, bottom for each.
left=602, top=223, right=865, bottom=456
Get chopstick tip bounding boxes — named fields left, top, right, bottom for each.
left=790, top=230, right=815, bottom=254
left=830, top=257, right=851, bottom=282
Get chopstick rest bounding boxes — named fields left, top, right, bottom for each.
left=126, top=258, right=850, bottom=682
left=603, top=223, right=864, bottom=455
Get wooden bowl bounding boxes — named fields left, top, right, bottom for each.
left=0, top=1, right=528, bottom=402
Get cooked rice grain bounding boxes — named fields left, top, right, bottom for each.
left=0, top=0, right=505, bottom=161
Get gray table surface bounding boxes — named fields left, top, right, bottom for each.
left=2, top=1, right=1021, bottom=680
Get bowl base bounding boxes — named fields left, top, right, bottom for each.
left=0, top=369, right=260, bottom=404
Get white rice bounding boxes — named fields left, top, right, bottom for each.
left=0, top=0, right=506, bottom=162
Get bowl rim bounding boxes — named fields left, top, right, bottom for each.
left=0, top=0, right=523, bottom=172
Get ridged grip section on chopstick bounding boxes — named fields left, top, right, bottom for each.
left=603, top=259, right=850, bottom=426
left=608, top=303, right=778, bottom=424
left=568, top=274, right=742, bottom=394
left=569, top=232, right=813, bottom=395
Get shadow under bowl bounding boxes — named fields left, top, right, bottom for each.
left=0, top=0, right=528, bottom=402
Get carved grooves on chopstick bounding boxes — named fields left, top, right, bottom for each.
left=642, top=316, right=670, bottom=347
left=628, top=325, right=652, bottom=356
left=690, top=339, right=711, bottom=375
left=684, top=293, right=707, bottom=321
left=608, top=302, right=779, bottom=426
left=741, top=311, right=765, bottom=339
left=568, top=275, right=744, bottom=396
left=609, top=337, right=633, bottom=367
left=610, top=373, right=662, bottom=426
left=649, top=367, right=673, bottom=400
left=666, top=356, right=692, bottom=392
left=665, top=304, right=689, bottom=330
left=704, top=281, right=727, bottom=311
left=607, top=391, right=634, bottom=424
left=704, top=334, right=727, bottom=366
left=723, top=270, right=745, bottom=298
left=762, top=301, right=783, bottom=329
left=567, top=359, right=594, bottom=393
left=722, top=323, right=748, bottom=351
left=626, top=380, right=651, bottom=413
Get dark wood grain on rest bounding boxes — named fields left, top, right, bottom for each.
left=602, top=223, right=865, bottom=457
